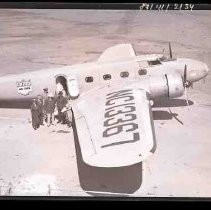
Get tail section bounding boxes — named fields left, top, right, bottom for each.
left=98, top=43, right=136, bottom=63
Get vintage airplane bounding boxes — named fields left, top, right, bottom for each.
left=0, top=43, right=209, bottom=167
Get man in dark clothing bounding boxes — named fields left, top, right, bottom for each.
left=37, top=95, right=44, bottom=126
left=56, top=91, right=68, bottom=124
left=42, top=88, right=48, bottom=123
left=62, top=99, right=73, bottom=128
left=31, top=98, right=40, bottom=130
left=44, top=92, right=56, bottom=127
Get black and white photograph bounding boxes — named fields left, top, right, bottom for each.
left=0, top=3, right=211, bottom=198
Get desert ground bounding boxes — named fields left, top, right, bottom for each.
left=0, top=9, right=211, bottom=197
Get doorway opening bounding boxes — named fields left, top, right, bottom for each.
left=55, top=75, right=69, bottom=97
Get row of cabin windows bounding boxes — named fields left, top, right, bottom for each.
left=85, top=69, right=147, bottom=83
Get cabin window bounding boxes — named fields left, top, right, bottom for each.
left=138, top=69, right=147, bottom=75
left=120, top=71, right=129, bottom=78
left=103, top=74, right=111, bottom=80
left=148, top=59, right=161, bottom=66
left=85, top=76, right=94, bottom=83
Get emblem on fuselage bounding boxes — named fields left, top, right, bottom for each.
left=16, top=79, right=32, bottom=96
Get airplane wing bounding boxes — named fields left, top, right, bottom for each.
left=98, top=43, right=136, bottom=63
left=72, top=85, right=156, bottom=167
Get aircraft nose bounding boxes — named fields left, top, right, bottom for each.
left=204, top=63, right=209, bottom=76
left=198, top=63, right=209, bottom=79
left=187, top=63, right=209, bottom=83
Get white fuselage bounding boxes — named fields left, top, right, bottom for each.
left=0, top=54, right=209, bottom=102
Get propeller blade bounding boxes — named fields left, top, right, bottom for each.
left=184, top=64, right=187, bottom=86
left=181, top=64, right=191, bottom=108
left=169, top=42, right=172, bottom=59
left=184, top=86, right=190, bottom=107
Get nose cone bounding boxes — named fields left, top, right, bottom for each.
left=188, top=63, right=209, bottom=82
left=174, top=58, right=209, bottom=83
left=204, top=63, right=209, bottom=77
left=184, top=60, right=209, bottom=83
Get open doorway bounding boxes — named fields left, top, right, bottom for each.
left=55, top=75, right=69, bottom=97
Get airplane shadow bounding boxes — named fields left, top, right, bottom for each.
left=153, top=98, right=194, bottom=108
left=72, top=114, right=143, bottom=196
left=0, top=98, right=194, bottom=110
left=0, top=99, right=31, bottom=109
left=152, top=110, right=175, bottom=120
left=152, top=110, right=184, bottom=125
left=152, top=110, right=178, bottom=120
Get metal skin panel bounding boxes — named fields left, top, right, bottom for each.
left=72, top=86, right=156, bottom=167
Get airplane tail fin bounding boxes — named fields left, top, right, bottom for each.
left=98, top=43, right=136, bottom=63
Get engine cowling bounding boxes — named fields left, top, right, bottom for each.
left=149, top=73, right=184, bottom=99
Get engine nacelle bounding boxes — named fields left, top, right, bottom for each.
left=166, top=74, right=184, bottom=98
left=149, top=73, right=184, bottom=99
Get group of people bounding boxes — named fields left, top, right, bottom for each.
left=30, top=87, right=73, bottom=130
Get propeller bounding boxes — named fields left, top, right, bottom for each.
left=184, top=64, right=187, bottom=85
left=184, top=85, right=190, bottom=107
left=183, top=64, right=190, bottom=107
left=169, top=42, right=173, bottom=59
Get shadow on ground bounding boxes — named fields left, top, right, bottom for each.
left=152, top=110, right=178, bottom=120
left=0, top=99, right=31, bottom=109
left=72, top=114, right=143, bottom=196
left=153, top=98, right=194, bottom=108
left=0, top=99, right=193, bottom=109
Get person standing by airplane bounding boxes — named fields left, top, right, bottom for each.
left=42, top=88, right=48, bottom=124
left=56, top=81, right=66, bottom=97
left=61, top=99, right=73, bottom=127
left=44, top=92, right=56, bottom=127
left=30, top=98, right=40, bottom=130
left=56, top=91, right=68, bottom=124
left=37, top=95, right=44, bottom=126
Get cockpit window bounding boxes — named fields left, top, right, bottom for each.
left=120, top=71, right=129, bottom=78
left=103, top=74, right=112, bottom=80
left=85, top=76, right=94, bottom=83
left=148, top=59, right=161, bottom=66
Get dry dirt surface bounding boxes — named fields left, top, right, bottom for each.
left=0, top=9, right=211, bottom=197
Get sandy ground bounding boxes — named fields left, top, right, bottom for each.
left=0, top=9, right=211, bottom=197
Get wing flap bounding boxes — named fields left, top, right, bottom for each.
left=72, top=85, right=156, bottom=167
